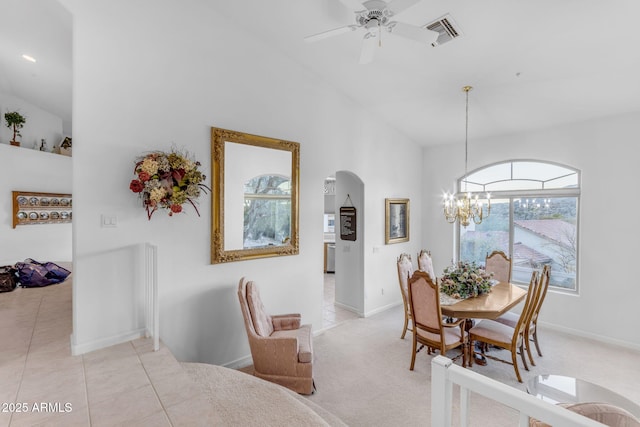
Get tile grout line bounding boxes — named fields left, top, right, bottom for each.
left=135, top=342, right=175, bottom=427
left=81, top=354, right=93, bottom=426
left=9, top=294, right=44, bottom=427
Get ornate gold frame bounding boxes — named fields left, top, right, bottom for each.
left=385, top=198, right=410, bottom=244
left=211, top=127, right=300, bottom=264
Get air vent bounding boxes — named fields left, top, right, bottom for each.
left=424, top=14, right=462, bottom=47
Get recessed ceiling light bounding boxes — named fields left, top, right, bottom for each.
left=22, top=54, right=36, bottom=63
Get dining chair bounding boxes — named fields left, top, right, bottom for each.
left=468, top=270, right=540, bottom=382
left=417, top=249, right=436, bottom=281
left=408, top=270, right=467, bottom=370
left=396, top=253, right=414, bottom=339
left=485, top=250, right=512, bottom=283
left=495, top=265, right=551, bottom=365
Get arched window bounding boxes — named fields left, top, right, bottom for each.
left=458, top=160, right=580, bottom=292
left=243, top=174, right=291, bottom=248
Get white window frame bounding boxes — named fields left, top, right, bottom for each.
left=455, top=160, right=581, bottom=293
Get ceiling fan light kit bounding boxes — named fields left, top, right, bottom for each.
left=305, top=0, right=441, bottom=64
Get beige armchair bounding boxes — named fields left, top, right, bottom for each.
left=237, top=277, right=314, bottom=395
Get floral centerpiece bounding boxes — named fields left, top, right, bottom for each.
left=440, top=261, right=493, bottom=299
left=129, top=149, right=210, bottom=220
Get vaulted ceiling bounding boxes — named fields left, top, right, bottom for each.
left=2, top=0, right=639, bottom=146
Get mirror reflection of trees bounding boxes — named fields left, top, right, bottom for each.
left=243, top=175, right=291, bottom=248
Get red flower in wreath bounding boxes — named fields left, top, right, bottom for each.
left=129, top=179, right=144, bottom=193
left=170, top=204, right=182, bottom=214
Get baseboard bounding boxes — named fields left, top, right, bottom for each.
left=70, top=328, right=146, bottom=356
left=222, top=354, right=254, bottom=370
left=334, top=301, right=363, bottom=316
left=364, top=301, right=403, bottom=318
left=539, top=321, right=640, bottom=352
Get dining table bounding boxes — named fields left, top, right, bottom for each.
left=440, top=281, right=527, bottom=320
left=440, top=281, right=528, bottom=365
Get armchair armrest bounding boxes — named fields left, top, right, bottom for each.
left=271, top=313, right=301, bottom=331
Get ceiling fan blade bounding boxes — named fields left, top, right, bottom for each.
left=388, top=21, right=439, bottom=45
left=359, top=33, right=377, bottom=64
left=386, top=0, right=420, bottom=15
left=339, top=0, right=366, bottom=11
left=305, top=25, right=358, bottom=42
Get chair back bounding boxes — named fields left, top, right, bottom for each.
left=408, top=270, right=443, bottom=333
left=513, top=270, right=540, bottom=342
left=485, top=250, right=512, bottom=283
left=397, top=253, right=414, bottom=302
left=417, top=249, right=436, bottom=281
left=238, top=277, right=274, bottom=338
left=531, top=265, right=551, bottom=325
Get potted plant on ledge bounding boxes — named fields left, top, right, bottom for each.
left=5, top=111, right=26, bottom=147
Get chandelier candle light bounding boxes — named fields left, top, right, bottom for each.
left=443, top=86, right=491, bottom=227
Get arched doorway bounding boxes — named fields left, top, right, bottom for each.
left=321, top=171, right=363, bottom=329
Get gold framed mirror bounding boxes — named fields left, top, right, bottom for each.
left=211, top=127, right=299, bottom=264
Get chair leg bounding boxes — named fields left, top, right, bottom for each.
left=525, top=332, right=536, bottom=366
left=410, top=334, right=417, bottom=371
left=511, top=349, right=523, bottom=383
left=468, top=339, right=474, bottom=367
left=401, top=314, right=408, bottom=339
left=519, top=342, right=529, bottom=371
left=533, top=329, right=542, bottom=357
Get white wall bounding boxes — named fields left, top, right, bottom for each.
left=0, top=92, right=65, bottom=151
left=422, top=112, right=640, bottom=349
left=0, top=144, right=72, bottom=265
left=61, top=0, right=424, bottom=363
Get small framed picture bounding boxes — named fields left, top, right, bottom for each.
left=385, top=198, right=409, bottom=244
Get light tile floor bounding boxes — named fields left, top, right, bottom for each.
left=322, top=274, right=359, bottom=330
left=0, top=279, right=218, bottom=427
left=0, top=273, right=356, bottom=426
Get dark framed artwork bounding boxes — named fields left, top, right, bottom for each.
left=385, top=198, right=409, bottom=244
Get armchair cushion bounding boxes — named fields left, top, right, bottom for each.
left=246, top=281, right=274, bottom=337
left=271, top=314, right=301, bottom=331
left=271, top=324, right=313, bottom=363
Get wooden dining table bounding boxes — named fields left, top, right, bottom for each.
left=440, top=281, right=527, bottom=366
left=440, top=281, right=527, bottom=320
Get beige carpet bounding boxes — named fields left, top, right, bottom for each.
left=182, top=362, right=346, bottom=427
left=303, top=304, right=640, bottom=427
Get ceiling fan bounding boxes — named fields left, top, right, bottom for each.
left=304, top=0, right=439, bottom=64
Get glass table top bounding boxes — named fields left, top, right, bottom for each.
left=527, top=374, right=640, bottom=419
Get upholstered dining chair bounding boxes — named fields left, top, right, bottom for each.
left=237, top=277, right=314, bottom=395
left=468, top=270, right=540, bottom=382
left=417, top=249, right=436, bottom=281
left=397, top=253, right=415, bottom=339
left=485, top=250, right=512, bottom=283
left=408, top=270, right=467, bottom=370
left=495, top=265, right=551, bottom=365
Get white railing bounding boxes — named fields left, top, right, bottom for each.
left=144, top=243, right=159, bottom=351
left=431, top=356, right=604, bottom=427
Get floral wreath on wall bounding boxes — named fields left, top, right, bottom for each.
left=129, top=149, right=210, bottom=220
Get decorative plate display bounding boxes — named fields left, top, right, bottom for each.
left=12, top=191, right=73, bottom=228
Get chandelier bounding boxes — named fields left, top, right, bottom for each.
left=443, top=86, right=491, bottom=227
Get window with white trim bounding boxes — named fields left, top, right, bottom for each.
left=458, top=161, right=580, bottom=291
